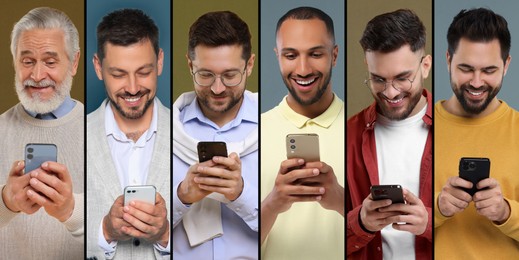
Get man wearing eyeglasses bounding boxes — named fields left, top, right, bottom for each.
left=435, top=8, right=519, bottom=259
left=347, top=9, right=433, bottom=259
left=172, top=11, right=258, bottom=259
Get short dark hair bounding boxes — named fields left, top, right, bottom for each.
left=276, top=6, right=335, bottom=44
left=188, top=11, right=251, bottom=62
left=447, top=8, right=510, bottom=63
left=360, top=9, right=426, bottom=53
left=96, top=9, right=159, bottom=62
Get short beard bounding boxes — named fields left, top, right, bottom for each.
left=376, top=78, right=424, bottom=121
left=451, top=74, right=501, bottom=115
left=108, top=91, right=154, bottom=120
left=284, top=70, right=331, bottom=106
left=15, top=71, right=73, bottom=114
left=196, top=78, right=246, bottom=114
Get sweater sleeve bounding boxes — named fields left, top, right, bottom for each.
left=62, top=192, right=84, bottom=242
left=0, top=184, right=19, bottom=228
left=434, top=191, right=452, bottom=228
left=495, top=198, right=519, bottom=242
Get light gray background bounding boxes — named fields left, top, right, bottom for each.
left=434, top=0, right=519, bottom=110
left=86, top=0, right=171, bottom=113
left=260, top=0, right=345, bottom=113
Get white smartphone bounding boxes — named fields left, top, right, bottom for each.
left=124, top=185, right=156, bottom=206
left=25, top=143, right=57, bottom=174
left=286, top=133, right=320, bottom=162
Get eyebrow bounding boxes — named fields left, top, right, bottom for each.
left=281, top=45, right=328, bottom=53
left=20, top=50, right=59, bottom=58
left=370, top=69, right=413, bottom=80
left=107, top=63, right=155, bottom=74
left=457, top=63, right=499, bottom=71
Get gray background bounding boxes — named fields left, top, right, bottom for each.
left=434, top=0, right=519, bottom=110
left=86, top=0, right=171, bottom=113
left=260, top=0, right=345, bottom=113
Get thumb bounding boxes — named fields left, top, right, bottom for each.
left=10, top=161, right=24, bottom=176
left=403, top=188, right=422, bottom=205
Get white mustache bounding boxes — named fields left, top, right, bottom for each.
left=24, top=79, right=56, bottom=88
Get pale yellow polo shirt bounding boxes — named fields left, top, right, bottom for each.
left=261, top=94, right=345, bottom=260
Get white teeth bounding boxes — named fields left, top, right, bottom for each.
left=296, top=78, right=316, bottom=86
left=125, top=97, right=140, bottom=102
left=387, top=97, right=403, bottom=104
left=469, top=91, right=483, bottom=96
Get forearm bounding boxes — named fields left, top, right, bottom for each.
left=260, top=199, right=279, bottom=245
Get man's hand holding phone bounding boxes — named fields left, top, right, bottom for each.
left=194, top=152, right=244, bottom=201
left=2, top=160, right=40, bottom=214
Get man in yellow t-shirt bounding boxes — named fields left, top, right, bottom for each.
left=435, top=8, right=519, bottom=259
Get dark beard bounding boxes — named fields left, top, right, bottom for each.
left=376, top=87, right=423, bottom=121
left=284, top=69, right=331, bottom=106
left=108, top=91, right=154, bottom=119
left=451, top=78, right=501, bottom=115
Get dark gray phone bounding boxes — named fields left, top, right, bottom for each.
left=459, top=157, right=490, bottom=196
left=370, top=185, right=405, bottom=204
left=197, top=141, right=228, bottom=162
left=25, top=143, right=57, bottom=174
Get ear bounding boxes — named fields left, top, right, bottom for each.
left=446, top=50, right=452, bottom=73
left=420, top=54, right=432, bottom=79
left=246, top=54, right=255, bottom=76
left=93, top=54, right=103, bottom=80
left=70, top=51, right=80, bottom=76
left=186, top=53, right=193, bottom=73
left=503, top=55, right=512, bottom=76
left=274, top=47, right=279, bottom=58
left=156, top=48, right=164, bottom=76
left=332, top=45, right=338, bottom=67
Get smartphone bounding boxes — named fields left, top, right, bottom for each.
left=370, top=185, right=405, bottom=204
left=124, top=185, right=156, bottom=206
left=197, top=141, right=228, bottom=162
left=25, top=143, right=57, bottom=174
left=286, top=133, right=320, bottom=162
left=459, top=157, right=490, bottom=196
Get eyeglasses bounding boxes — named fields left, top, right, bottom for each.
left=191, top=67, right=247, bottom=87
left=364, top=56, right=424, bottom=93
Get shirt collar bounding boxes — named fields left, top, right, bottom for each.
left=105, top=98, right=158, bottom=144
left=25, top=95, right=76, bottom=120
left=279, top=93, right=343, bottom=129
left=182, top=91, right=258, bottom=129
left=363, top=89, right=433, bottom=129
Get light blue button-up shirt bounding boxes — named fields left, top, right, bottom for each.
left=173, top=92, right=258, bottom=259
left=25, top=95, right=76, bottom=119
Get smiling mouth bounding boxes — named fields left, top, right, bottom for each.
left=386, top=97, right=404, bottom=104
left=467, top=90, right=484, bottom=96
left=295, top=77, right=317, bottom=86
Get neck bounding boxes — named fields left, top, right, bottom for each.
left=111, top=102, right=154, bottom=142
left=199, top=98, right=243, bottom=128
left=287, top=89, right=334, bottom=119
left=443, top=96, right=500, bottom=118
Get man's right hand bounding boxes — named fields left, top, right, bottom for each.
left=438, top=176, right=473, bottom=217
left=262, top=158, right=325, bottom=215
left=2, top=161, right=40, bottom=214
left=103, top=195, right=132, bottom=243
left=177, top=160, right=215, bottom=204
left=359, top=194, right=402, bottom=232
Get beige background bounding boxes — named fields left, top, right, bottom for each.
left=172, top=0, right=259, bottom=101
left=0, top=1, right=84, bottom=114
left=347, top=0, right=432, bottom=118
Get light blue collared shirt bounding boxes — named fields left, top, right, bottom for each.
left=173, top=92, right=258, bottom=260
left=25, top=96, right=76, bottom=119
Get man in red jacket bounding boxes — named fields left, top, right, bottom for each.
left=347, top=9, right=433, bottom=259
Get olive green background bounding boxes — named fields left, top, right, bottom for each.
left=172, top=0, right=259, bottom=101
left=346, top=0, right=432, bottom=118
left=0, top=0, right=84, bottom=114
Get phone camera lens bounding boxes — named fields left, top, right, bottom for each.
left=290, top=145, right=296, bottom=149
left=27, top=148, right=33, bottom=153
left=127, top=190, right=131, bottom=193
left=290, top=139, right=295, bottom=143
left=469, top=162, right=476, bottom=169
left=27, top=154, right=33, bottom=159
left=131, top=190, right=136, bottom=193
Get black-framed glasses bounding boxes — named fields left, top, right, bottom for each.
left=191, top=66, right=247, bottom=87
left=364, top=56, right=425, bottom=93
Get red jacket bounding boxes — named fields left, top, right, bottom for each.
left=346, top=89, right=433, bottom=260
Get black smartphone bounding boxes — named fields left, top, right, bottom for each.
left=370, top=185, right=405, bottom=204
left=197, top=141, right=228, bottom=162
left=124, top=185, right=156, bottom=206
left=25, top=143, right=57, bottom=174
left=459, top=157, right=490, bottom=196
left=286, top=133, right=320, bottom=162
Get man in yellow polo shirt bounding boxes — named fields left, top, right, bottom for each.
left=435, top=8, right=519, bottom=259
left=260, top=6, right=344, bottom=260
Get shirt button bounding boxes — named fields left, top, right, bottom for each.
left=236, top=207, right=241, bottom=211
left=355, top=245, right=359, bottom=249
left=133, top=238, right=140, bottom=246
left=377, top=247, right=381, bottom=251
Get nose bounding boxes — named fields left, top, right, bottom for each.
left=382, top=82, right=401, bottom=99
left=296, top=56, right=312, bottom=77
left=211, top=77, right=226, bottom=95
left=30, top=62, right=47, bottom=82
left=125, top=75, right=140, bottom=95
left=470, top=71, right=484, bottom=88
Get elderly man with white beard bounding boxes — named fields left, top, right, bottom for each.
left=0, top=7, right=84, bottom=259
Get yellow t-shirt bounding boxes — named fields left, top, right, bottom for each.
left=260, top=95, right=345, bottom=260
left=434, top=101, right=519, bottom=259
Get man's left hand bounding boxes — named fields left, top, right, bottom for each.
left=301, top=161, right=344, bottom=216
left=474, top=178, right=510, bottom=224
left=194, top=152, right=244, bottom=201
